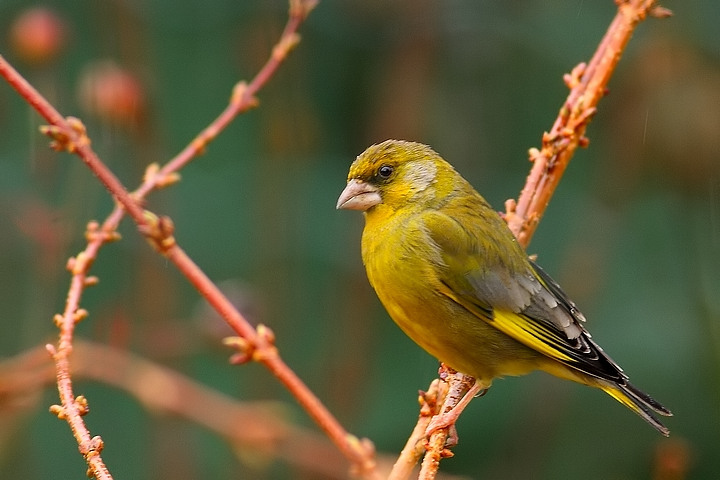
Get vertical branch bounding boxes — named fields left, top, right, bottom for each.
left=505, top=0, right=672, bottom=248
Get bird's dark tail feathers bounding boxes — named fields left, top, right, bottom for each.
left=602, top=381, right=673, bottom=436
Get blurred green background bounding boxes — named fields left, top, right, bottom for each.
left=1, top=0, right=719, bottom=478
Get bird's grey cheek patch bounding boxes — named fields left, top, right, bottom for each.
left=403, top=161, right=438, bottom=193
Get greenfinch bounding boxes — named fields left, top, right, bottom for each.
left=337, top=140, right=671, bottom=435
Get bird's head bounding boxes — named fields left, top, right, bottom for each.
left=336, top=140, right=457, bottom=213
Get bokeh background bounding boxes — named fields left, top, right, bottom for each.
left=1, top=0, right=718, bottom=478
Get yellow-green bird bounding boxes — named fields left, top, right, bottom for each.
left=337, top=139, right=671, bottom=436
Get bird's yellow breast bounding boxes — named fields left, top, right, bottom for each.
left=362, top=209, right=444, bottom=348
left=361, top=206, right=541, bottom=382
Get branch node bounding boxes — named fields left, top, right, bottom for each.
left=223, top=336, right=253, bottom=364
left=49, top=404, right=66, bottom=419
left=139, top=211, right=176, bottom=254
left=231, top=81, right=259, bottom=109
left=39, top=116, right=91, bottom=153
left=502, top=198, right=520, bottom=226
left=73, top=308, right=89, bottom=324
left=256, top=323, right=276, bottom=345
left=223, top=325, right=279, bottom=364
left=273, top=33, right=302, bottom=62
left=527, top=147, right=542, bottom=163
left=418, top=378, right=444, bottom=418
left=572, top=105, right=598, bottom=128
left=563, top=62, right=586, bottom=89
left=53, top=314, right=64, bottom=328
left=66, top=116, right=90, bottom=151
left=440, top=448, right=454, bottom=458
left=541, top=130, right=555, bottom=145
left=504, top=198, right=517, bottom=214
left=67, top=251, right=94, bottom=275
left=65, top=256, right=75, bottom=272
left=84, top=276, right=100, bottom=287
left=253, top=324, right=279, bottom=362
left=39, top=124, right=69, bottom=151
left=144, top=162, right=159, bottom=180
left=346, top=434, right=377, bottom=477
left=83, top=436, right=105, bottom=458
left=85, top=220, right=121, bottom=244
left=159, top=172, right=182, bottom=188
left=75, top=395, right=90, bottom=416
left=144, top=162, right=181, bottom=189
left=45, top=343, right=57, bottom=356
left=189, top=137, right=209, bottom=156
left=418, top=390, right=432, bottom=416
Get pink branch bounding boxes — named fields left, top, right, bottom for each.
left=505, top=0, right=672, bottom=248
left=1, top=1, right=378, bottom=478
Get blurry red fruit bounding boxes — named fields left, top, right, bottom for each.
left=10, top=7, right=67, bottom=65
left=78, top=61, right=145, bottom=126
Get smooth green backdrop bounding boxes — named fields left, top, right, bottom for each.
left=1, top=1, right=718, bottom=478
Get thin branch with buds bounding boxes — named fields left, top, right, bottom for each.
left=504, top=0, right=672, bottom=248
left=1, top=1, right=378, bottom=478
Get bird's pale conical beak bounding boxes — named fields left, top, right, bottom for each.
left=336, top=179, right=382, bottom=211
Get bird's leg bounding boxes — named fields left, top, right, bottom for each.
left=425, top=376, right=488, bottom=441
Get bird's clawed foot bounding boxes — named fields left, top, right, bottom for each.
left=425, top=380, right=488, bottom=444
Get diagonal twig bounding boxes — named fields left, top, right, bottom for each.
left=1, top=1, right=377, bottom=478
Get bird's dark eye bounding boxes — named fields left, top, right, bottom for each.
left=378, top=164, right=394, bottom=179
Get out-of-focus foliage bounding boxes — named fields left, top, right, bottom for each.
left=0, top=1, right=717, bottom=478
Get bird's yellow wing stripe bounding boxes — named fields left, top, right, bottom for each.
left=492, top=309, right=575, bottom=363
left=438, top=282, right=577, bottom=364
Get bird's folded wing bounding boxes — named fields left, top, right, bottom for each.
left=425, top=211, right=625, bottom=382
left=439, top=272, right=625, bottom=383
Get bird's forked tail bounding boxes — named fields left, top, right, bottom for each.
left=601, top=381, right=673, bottom=436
